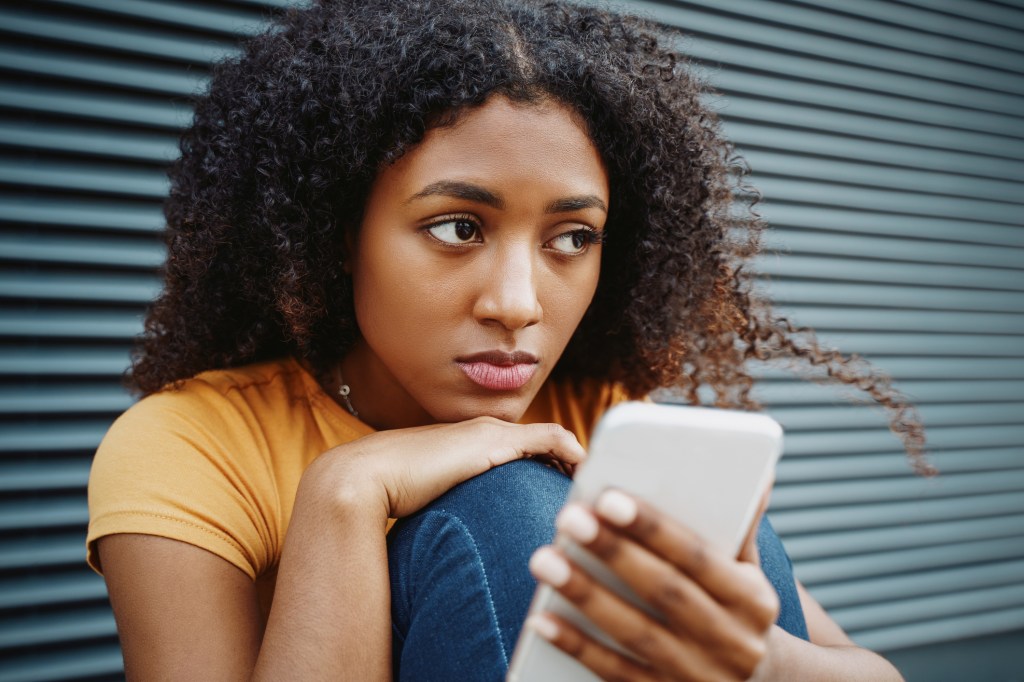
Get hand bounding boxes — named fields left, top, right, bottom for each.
left=527, top=489, right=779, bottom=681
left=304, top=417, right=586, bottom=518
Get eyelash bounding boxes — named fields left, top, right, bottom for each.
left=422, top=215, right=606, bottom=255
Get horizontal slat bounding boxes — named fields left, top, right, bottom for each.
left=783, top=424, right=1024, bottom=456
left=754, top=177, right=1023, bottom=226
left=761, top=255, right=1024, bottom=291
left=764, top=280, right=1024, bottom=312
left=771, top=402, right=1024, bottom=431
left=0, top=420, right=111, bottom=452
left=772, top=470, right=1024, bottom=509
left=796, top=0, right=1024, bottom=52
left=675, top=0, right=1024, bottom=72
left=0, top=194, right=163, bottom=232
left=806, top=557, right=1024, bottom=606
left=756, top=379, right=1024, bottom=405
left=648, top=0, right=1024, bottom=93
left=763, top=230, right=1024, bottom=270
left=0, top=232, right=164, bottom=268
left=0, top=642, right=124, bottom=682
left=0, top=271, right=160, bottom=303
left=794, top=332, right=1024, bottom=357
left=41, top=0, right=270, bottom=35
left=0, top=606, right=116, bottom=649
left=0, top=497, right=88, bottom=531
left=834, top=583, right=1024, bottom=633
left=795, top=536, right=1024, bottom=584
left=0, top=570, right=106, bottom=609
left=760, top=203, right=1024, bottom=248
left=0, top=158, right=168, bottom=197
left=722, top=83, right=1024, bottom=155
left=0, top=347, right=130, bottom=376
left=0, top=384, right=132, bottom=414
left=895, top=0, right=1024, bottom=30
left=0, top=6, right=238, bottom=64
left=770, top=307, right=1024, bottom=333
left=0, top=81, right=189, bottom=129
left=856, top=606, right=1024, bottom=652
left=783, top=515, right=1024, bottom=561
left=0, top=119, right=178, bottom=162
left=686, top=34, right=1024, bottom=117
left=771, top=492, right=1024, bottom=534
left=0, top=533, right=90, bottom=571
left=755, top=356, right=1024, bottom=381
left=0, top=45, right=206, bottom=97
left=747, top=150, right=1024, bottom=204
left=809, top=559, right=1024, bottom=609
left=0, top=460, right=92, bottom=492
left=776, top=447, right=1024, bottom=481
left=727, top=121, right=1024, bottom=182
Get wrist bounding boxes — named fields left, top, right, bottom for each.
left=298, top=445, right=391, bottom=523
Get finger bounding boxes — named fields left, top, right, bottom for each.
left=525, top=613, right=659, bottom=682
left=529, top=545, right=701, bottom=678
left=593, top=490, right=766, bottom=606
left=556, top=504, right=776, bottom=671
left=479, top=419, right=587, bottom=468
left=555, top=504, right=718, bottom=630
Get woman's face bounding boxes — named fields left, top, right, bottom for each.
left=343, top=96, right=609, bottom=429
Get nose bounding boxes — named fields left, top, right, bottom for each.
left=473, top=247, right=542, bottom=331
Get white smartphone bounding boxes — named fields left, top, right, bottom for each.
left=506, top=402, right=783, bottom=682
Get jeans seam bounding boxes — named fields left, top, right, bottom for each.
left=430, top=509, right=510, bottom=669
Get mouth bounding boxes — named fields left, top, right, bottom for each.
left=456, top=350, right=540, bottom=391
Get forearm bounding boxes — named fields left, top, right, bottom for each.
left=757, top=626, right=904, bottom=682
left=254, top=458, right=392, bottom=681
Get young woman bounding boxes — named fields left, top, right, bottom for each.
left=87, top=0, right=928, bottom=679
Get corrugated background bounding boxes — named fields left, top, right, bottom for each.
left=0, top=0, right=1021, bottom=679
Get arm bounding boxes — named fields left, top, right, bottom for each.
left=99, top=465, right=392, bottom=681
left=753, top=582, right=904, bottom=682
left=98, top=418, right=586, bottom=681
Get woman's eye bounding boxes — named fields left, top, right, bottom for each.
left=548, top=229, right=599, bottom=255
left=426, top=219, right=481, bottom=245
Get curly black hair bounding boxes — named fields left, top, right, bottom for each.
left=131, top=0, right=931, bottom=473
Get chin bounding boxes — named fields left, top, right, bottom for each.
left=432, top=394, right=532, bottom=424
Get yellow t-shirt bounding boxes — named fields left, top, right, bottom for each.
left=87, top=357, right=626, bottom=617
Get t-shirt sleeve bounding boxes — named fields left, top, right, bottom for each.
left=87, top=389, right=278, bottom=580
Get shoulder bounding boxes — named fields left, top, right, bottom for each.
left=102, top=358, right=313, bottom=449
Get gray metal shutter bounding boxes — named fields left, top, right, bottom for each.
left=619, top=0, right=1024, bottom=675
left=0, top=0, right=1021, bottom=680
left=0, top=1, right=278, bottom=679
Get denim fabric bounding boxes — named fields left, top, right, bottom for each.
left=387, top=459, right=807, bottom=681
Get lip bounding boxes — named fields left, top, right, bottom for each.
left=456, top=350, right=540, bottom=391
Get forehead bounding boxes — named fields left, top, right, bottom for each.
left=375, top=96, right=609, bottom=202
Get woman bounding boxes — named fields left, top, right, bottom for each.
left=87, top=0, right=927, bottom=679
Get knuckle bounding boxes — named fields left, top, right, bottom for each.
left=686, top=537, right=709, bottom=575
left=586, top=531, right=621, bottom=561
left=649, top=577, right=688, bottom=614
left=621, top=628, right=661, bottom=661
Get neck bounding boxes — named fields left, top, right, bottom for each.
left=338, top=342, right=434, bottom=430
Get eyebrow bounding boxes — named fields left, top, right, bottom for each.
left=408, top=180, right=607, bottom=214
left=408, top=181, right=504, bottom=209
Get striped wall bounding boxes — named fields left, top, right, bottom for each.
left=1, top=0, right=1021, bottom=679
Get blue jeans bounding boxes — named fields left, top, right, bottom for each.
left=387, top=459, right=808, bottom=681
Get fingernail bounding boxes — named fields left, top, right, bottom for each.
left=527, top=614, right=559, bottom=641
left=596, top=489, right=637, bottom=526
left=529, top=546, right=571, bottom=587
left=556, top=504, right=599, bottom=543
